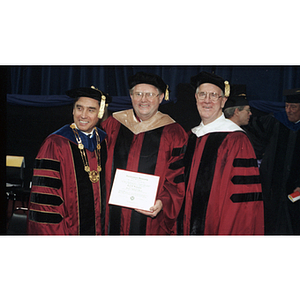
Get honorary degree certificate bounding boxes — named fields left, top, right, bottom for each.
left=108, top=169, right=160, bottom=211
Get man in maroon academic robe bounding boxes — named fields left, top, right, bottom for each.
left=101, top=72, right=188, bottom=235
left=179, top=72, right=264, bottom=235
left=27, top=87, right=110, bottom=235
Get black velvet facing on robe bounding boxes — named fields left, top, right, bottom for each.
left=176, top=134, right=198, bottom=234
left=71, top=143, right=96, bottom=235
left=100, top=140, right=108, bottom=235
left=190, top=132, right=229, bottom=235
left=108, top=125, right=163, bottom=235
left=129, top=128, right=163, bottom=234
left=109, top=125, right=134, bottom=235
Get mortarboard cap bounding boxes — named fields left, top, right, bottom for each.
left=283, top=88, right=300, bottom=103
left=66, top=86, right=112, bottom=103
left=66, top=86, right=112, bottom=119
left=224, top=84, right=248, bottom=109
left=128, top=72, right=169, bottom=100
left=190, top=71, right=230, bottom=97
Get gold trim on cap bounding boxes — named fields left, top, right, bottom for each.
left=224, top=81, right=230, bottom=97
left=165, top=85, right=169, bottom=101
left=91, top=85, right=107, bottom=119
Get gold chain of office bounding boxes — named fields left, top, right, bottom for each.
left=70, top=124, right=102, bottom=183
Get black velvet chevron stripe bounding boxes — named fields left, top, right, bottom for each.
left=32, top=176, right=62, bottom=189
left=233, top=158, right=258, bottom=168
left=30, top=193, right=63, bottom=206
left=230, top=192, right=263, bottom=203
left=28, top=210, right=63, bottom=224
left=231, top=175, right=261, bottom=185
left=174, top=174, right=184, bottom=184
left=34, top=158, right=60, bottom=172
left=172, top=145, right=187, bottom=156
left=169, top=158, right=184, bottom=170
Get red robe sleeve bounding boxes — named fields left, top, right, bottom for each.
left=152, top=123, right=188, bottom=234
left=205, top=132, right=264, bottom=235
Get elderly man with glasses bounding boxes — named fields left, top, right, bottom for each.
left=101, top=72, right=188, bottom=235
left=178, top=71, right=264, bottom=235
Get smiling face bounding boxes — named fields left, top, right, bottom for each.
left=130, top=83, right=164, bottom=121
left=72, top=96, right=100, bottom=133
left=195, top=83, right=227, bottom=125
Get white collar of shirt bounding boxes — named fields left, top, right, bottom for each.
left=72, top=123, right=94, bottom=137
left=191, top=114, right=243, bottom=137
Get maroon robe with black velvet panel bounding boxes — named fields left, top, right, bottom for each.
left=27, top=125, right=107, bottom=235
left=182, top=131, right=264, bottom=235
left=102, top=110, right=188, bottom=235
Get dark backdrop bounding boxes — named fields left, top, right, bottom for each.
left=6, top=65, right=300, bottom=101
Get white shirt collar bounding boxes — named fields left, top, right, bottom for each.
left=72, top=123, right=94, bottom=137
left=191, top=114, right=243, bottom=137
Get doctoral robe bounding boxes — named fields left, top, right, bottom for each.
left=181, top=116, right=264, bottom=235
left=246, top=112, right=300, bottom=234
left=101, top=109, right=188, bottom=235
left=27, top=124, right=107, bottom=235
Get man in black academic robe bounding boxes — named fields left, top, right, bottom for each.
left=246, top=88, right=300, bottom=234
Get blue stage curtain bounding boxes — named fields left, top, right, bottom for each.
left=6, top=66, right=300, bottom=105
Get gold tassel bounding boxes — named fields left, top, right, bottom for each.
left=91, top=86, right=106, bottom=119
left=165, top=85, right=169, bottom=100
left=224, top=81, right=230, bottom=97
left=98, top=95, right=106, bottom=119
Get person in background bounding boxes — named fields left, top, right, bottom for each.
left=159, top=82, right=201, bottom=132
left=223, top=84, right=252, bottom=127
left=246, top=88, right=300, bottom=234
left=179, top=71, right=264, bottom=235
left=27, top=86, right=111, bottom=235
left=101, top=72, right=188, bottom=235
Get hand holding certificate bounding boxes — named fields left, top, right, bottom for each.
left=108, top=169, right=160, bottom=212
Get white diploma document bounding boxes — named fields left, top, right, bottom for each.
left=108, top=169, right=160, bottom=211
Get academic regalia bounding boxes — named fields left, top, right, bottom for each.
left=180, top=114, right=264, bottom=235
left=101, top=109, right=188, bottom=235
left=247, top=112, right=300, bottom=234
left=27, top=124, right=107, bottom=235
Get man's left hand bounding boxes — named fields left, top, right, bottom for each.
left=135, top=200, right=163, bottom=218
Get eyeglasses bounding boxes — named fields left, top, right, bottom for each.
left=133, top=92, right=160, bottom=100
left=243, top=108, right=251, bottom=113
left=197, top=92, right=222, bottom=102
